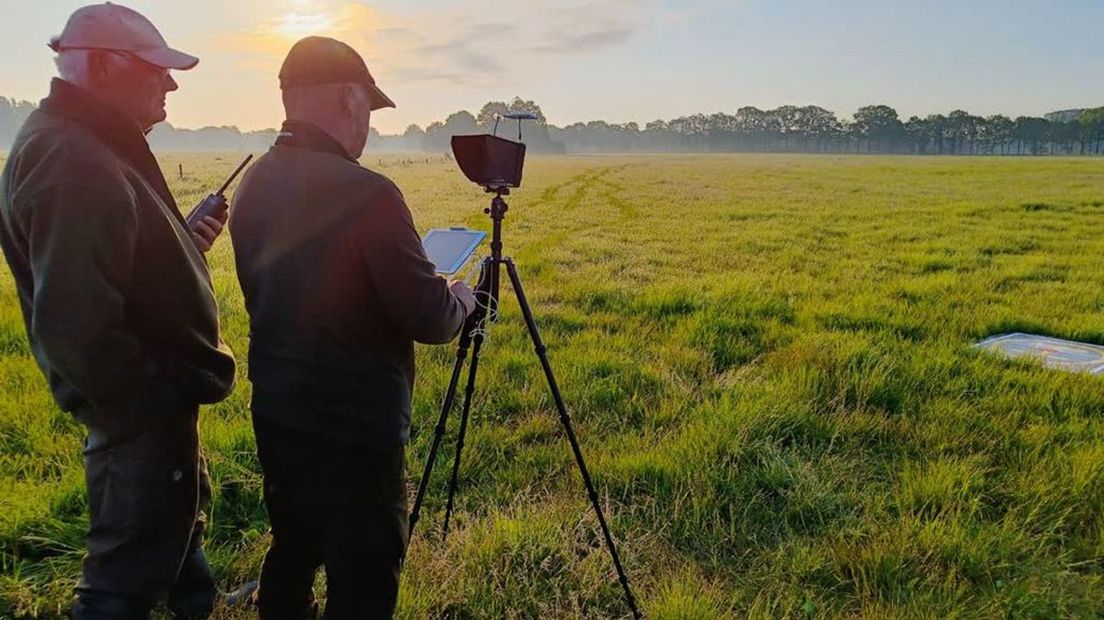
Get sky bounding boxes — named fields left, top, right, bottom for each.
left=1, top=0, right=1102, bottom=134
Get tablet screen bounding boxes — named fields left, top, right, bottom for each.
left=422, top=228, right=487, bottom=275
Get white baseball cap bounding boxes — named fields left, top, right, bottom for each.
left=48, top=2, right=198, bottom=70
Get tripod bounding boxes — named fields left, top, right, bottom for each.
left=408, top=189, right=641, bottom=619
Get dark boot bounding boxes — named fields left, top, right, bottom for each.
left=168, top=453, right=216, bottom=619
left=167, top=545, right=216, bottom=619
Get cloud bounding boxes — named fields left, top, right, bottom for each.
left=372, top=27, right=414, bottom=40
left=527, top=26, right=635, bottom=54
left=218, top=0, right=656, bottom=88
left=386, top=66, right=475, bottom=86
left=464, top=22, right=520, bottom=37
left=660, top=8, right=696, bottom=25
left=411, top=40, right=504, bottom=73
left=529, top=0, right=645, bottom=53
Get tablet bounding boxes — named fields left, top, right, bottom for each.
left=422, top=228, right=487, bottom=275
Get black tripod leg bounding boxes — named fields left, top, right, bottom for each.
left=503, top=259, right=641, bottom=619
left=442, top=329, right=486, bottom=538
left=409, top=328, right=473, bottom=539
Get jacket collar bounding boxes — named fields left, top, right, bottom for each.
left=39, top=78, right=179, bottom=212
left=275, top=120, right=358, bottom=164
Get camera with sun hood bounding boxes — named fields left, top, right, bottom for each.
left=450, top=113, right=536, bottom=192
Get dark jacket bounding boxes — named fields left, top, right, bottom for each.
left=0, top=79, right=236, bottom=430
left=230, top=120, right=466, bottom=448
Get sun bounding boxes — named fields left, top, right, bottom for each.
left=274, top=11, right=336, bottom=38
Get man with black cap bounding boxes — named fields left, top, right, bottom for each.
left=230, top=36, right=476, bottom=618
left=0, top=3, right=236, bottom=618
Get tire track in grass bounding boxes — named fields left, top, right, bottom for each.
left=493, top=165, right=619, bottom=265
left=594, top=164, right=640, bottom=219
left=525, top=164, right=617, bottom=212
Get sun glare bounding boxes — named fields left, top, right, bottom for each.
left=274, top=12, right=335, bottom=38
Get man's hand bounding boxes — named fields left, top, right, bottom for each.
left=448, top=280, right=477, bottom=316
left=191, top=208, right=228, bottom=253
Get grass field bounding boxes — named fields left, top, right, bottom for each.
left=1, top=153, right=1103, bottom=619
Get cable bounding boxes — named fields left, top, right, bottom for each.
left=463, top=257, right=497, bottom=342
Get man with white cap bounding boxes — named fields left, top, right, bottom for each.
left=0, top=4, right=236, bottom=618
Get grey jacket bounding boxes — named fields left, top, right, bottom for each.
left=0, top=79, right=236, bottom=431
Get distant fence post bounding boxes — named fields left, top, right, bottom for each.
left=178, top=163, right=183, bottom=180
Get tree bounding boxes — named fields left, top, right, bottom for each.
left=922, top=114, right=949, bottom=154
left=507, top=97, right=548, bottom=126
left=981, top=115, right=1014, bottom=155
left=944, top=110, right=985, bottom=154
left=476, top=98, right=548, bottom=129
left=798, top=106, right=841, bottom=152
left=1080, top=108, right=1104, bottom=155
left=734, top=107, right=773, bottom=150
left=398, top=124, right=425, bottom=151
left=642, top=119, right=676, bottom=151
left=476, top=101, right=510, bottom=130
left=1013, top=116, right=1050, bottom=155
left=904, top=116, right=929, bottom=154
left=1049, top=120, right=1081, bottom=155
left=852, top=105, right=904, bottom=153
left=0, top=96, right=36, bottom=149
left=473, top=98, right=560, bottom=151
left=422, top=120, right=447, bottom=151
left=774, top=105, right=802, bottom=150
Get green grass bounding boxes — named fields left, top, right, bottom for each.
left=1, top=153, right=1103, bottom=618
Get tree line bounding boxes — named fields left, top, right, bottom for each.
left=540, top=103, right=1103, bottom=156
left=2, top=95, right=1102, bottom=156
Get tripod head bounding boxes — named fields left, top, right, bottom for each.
left=484, top=190, right=509, bottom=219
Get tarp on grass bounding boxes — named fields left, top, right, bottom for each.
left=975, top=332, right=1104, bottom=375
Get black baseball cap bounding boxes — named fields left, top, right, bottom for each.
left=279, top=36, right=395, bottom=110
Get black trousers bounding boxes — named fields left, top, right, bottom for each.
left=252, top=418, right=409, bottom=620
left=70, top=401, right=215, bottom=620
